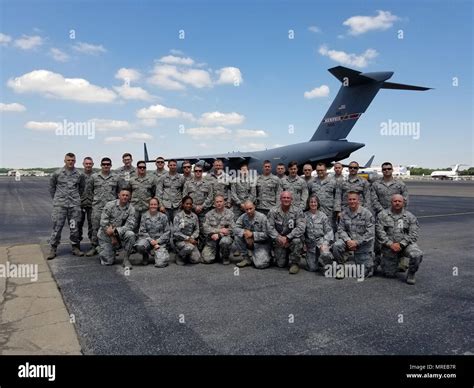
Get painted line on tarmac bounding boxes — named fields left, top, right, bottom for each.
left=418, top=211, right=474, bottom=219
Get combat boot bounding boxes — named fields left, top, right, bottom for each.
left=176, top=256, right=186, bottom=266
left=86, top=247, right=97, bottom=256
left=123, top=254, right=133, bottom=269
left=142, top=253, right=149, bottom=266
left=46, top=246, right=57, bottom=260
left=406, top=272, right=416, bottom=285
left=236, top=256, right=252, bottom=268
left=289, top=264, right=300, bottom=274
left=72, top=245, right=84, bottom=257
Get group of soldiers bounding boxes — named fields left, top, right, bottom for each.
left=47, top=153, right=423, bottom=285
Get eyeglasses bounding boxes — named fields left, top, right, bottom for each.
left=138, top=166, right=146, bottom=169
left=101, top=163, right=111, bottom=166
left=382, top=168, right=392, bottom=171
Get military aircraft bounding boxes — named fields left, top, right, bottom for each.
left=144, top=65, right=430, bottom=173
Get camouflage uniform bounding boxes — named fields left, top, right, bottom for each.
left=341, top=176, right=371, bottom=210
left=370, top=178, right=408, bottom=215
left=304, top=210, right=334, bottom=272
left=281, top=175, right=309, bottom=211
left=267, top=205, right=306, bottom=268
left=310, top=176, right=341, bottom=230
left=49, top=167, right=85, bottom=249
left=87, top=172, right=120, bottom=248
left=333, top=206, right=375, bottom=274
left=183, top=178, right=214, bottom=221
left=202, top=208, right=235, bottom=264
left=231, top=174, right=257, bottom=220
left=205, top=171, right=232, bottom=207
left=157, top=172, right=185, bottom=223
left=78, top=170, right=94, bottom=243
left=376, top=208, right=423, bottom=277
left=256, top=174, right=282, bottom=215
left=234, top=211, right=271, bottom=269
left=116, top=166, right=137, bottom=191
left=182, top=173, right=194, bottom=182
left=303, top=176, right=314, bottom=191
left=97, top=199, right=136, bottom=265
left=173, top=210, right=201, bottom=264
left=135, top=211, right=170, bottom=267
left=152, top=169, right=167, bottom=181
left=129, top=174, right=156, bottom=231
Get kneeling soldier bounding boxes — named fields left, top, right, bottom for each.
left=173, top=196, right=201, bottom=265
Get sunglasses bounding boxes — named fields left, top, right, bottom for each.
left=101, top=163, right=111, bottom=166
left=194, top=170, right=202, bottom=172
left=156, top=161, right=164, bottom=164
left=138, top=166, right=146, bottom=169
left=183, top=166, right=191, bottom=169
left=382, top=168, right=392, bottom=171
left=349, top=167, right=359, bottom=169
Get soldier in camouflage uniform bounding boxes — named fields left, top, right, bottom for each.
left=135, top=197, right=170, bottom=268
left=157, top=159, right=185, bottom=223
left=256, top=160, right=282, bottom=216
left=333, top=192, right=375, bottom=278
left=280, top=161, right=308, bottom=211
left=97, top=190, right=136, bottom=267
left=183, top=165, right=214, bottom=222
left=341, top=161, right=371, bottom=209
left=78, top=157, right=94, bottom=246
left=302, top=164, right=314, bottom=191
left=333, top=162, right=345, bottom=186
left=205, top=159, right=232, bottom=207
left=267, top=191, right=306, bottom=274
left=116, top=153, right=136, bottom=191
left=181, top=160, right=194, bottom=182
left=231, top=163, right=257, bottom=220
left=310, top=163, right=341, bottom=231
left=202, top=195, right=235, bottom=265
left=371, top=162, right=409, bottom=271
left=152, top=157, right=167, bottom=181
left=47, top=153, right=86, bottom=259
left=85, top=157, right=120, bottom=256
left=129, top=161, right=156, bottom=232
left=276, top=163, right=286, bottom=180
left=304, top=195, right=334, bottom=272
left=173, top=196, right=201, bottom=265
left=376, top=194, right=423, bottom=285
left=234, top=200, right=272, bottom=269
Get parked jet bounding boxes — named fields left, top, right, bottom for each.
left=431, top=164, right=465, bottom=180
left=144, top=66, right=430, bottom=173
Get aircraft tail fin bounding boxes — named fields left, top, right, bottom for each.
left=453, top=163, right=461, bottom=172
left=362, top=155, right=375, bottom=168
left=144, top=143, right=150, bottom=162
left=310, top=66, right=430, bottom=141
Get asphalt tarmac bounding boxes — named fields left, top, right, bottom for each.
left=0, top=176, right=473, bottom=354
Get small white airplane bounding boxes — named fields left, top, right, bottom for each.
left=430, top=164, right=465, bottom=180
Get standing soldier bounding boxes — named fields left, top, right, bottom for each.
left=152, top=156, right=167, bottom=180
left=310, top=162, right=341, bottom=231
left=47, top=153, right=85, bottom=259
left=85, top=157, right=120, bottom=257
left=129, top=161, right=156, bottom=232
left=156, top=159, right=185, bottom=223
left=173, top=196, right=201, bottom=265
left=256, top=160, right=282, bottom=216
left=341, top=161, right=371, bottom=209
left=202, top=195, right=235, bottom=265
left=376, top=194, right=423, bottom=285
left=276, top=163, right=286, bottom=179
left=116, top=153, right=136, bottom=191
left=78, top=157, right=94, bottom=248
left=181, top=160, right=194, bottom=182
left=280, top=161, right=308, bottom=211
left=304, top=195, right=334, bottom=273
left=234, top=200, right=272, bottom=269
left=183, top=165, right=214, bottom=223
left=97, top=190, right=136, bottom=268
left=333, top=162, right=345, bottom=185
left=134, top=197, right=170, bottom=268
left=205, top=159, right=232, bottom=207
left=302, top=164, right=314, bottom=190
left=333, top=192, right=375, bottom=278
left=267, top=191, right=306, bottom=274
left=231, top=163, right=257, bottom=220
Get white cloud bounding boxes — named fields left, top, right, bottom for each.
left=139, top=118, right=157, bottom=127
left=343, top=10, right=399, bottom=36
left=14, top=35, right=43, bottom=50
left=90, top=119, right=133, bottom=132
left=158, top=55, right=195, bottom=66
left=25, top=121, right=60, bottom=131
left=308, top=26, right=321, bottom=33
left=115, top=68, right=141, bottom=82
left=304, top=85, right=330, bottom=99
left=72, top=42, right=106, bottom=55
left=49, top=48, right=70, bottom=62
left=199, top=111, right=245, bottom=126
left=0, top=33, right=12, bottom=45
left=0, top=102, right=26, bottom=112
left=319, top=45, right=378, bottom=68
left=113, top=84, right=154, bottom=101
left=216, top=67, right=243, bottom=85
left=170, top=49, right=184, bottom=56
left=236, top=129, right=268, bottom=138
left=136, top=103, right=195, bottom=121
left=8, top=70, right=117, bottom=103
left=185, top=126, right=231, bottom=138
left=149, top=64, right=213, bottom=90
left=104, top=132, right=153, bottom=143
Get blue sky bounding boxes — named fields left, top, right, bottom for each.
left=0, top=0, right=472, bottom=168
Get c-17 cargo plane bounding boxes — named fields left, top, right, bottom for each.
left=144, top=66, right=430, bottom=173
